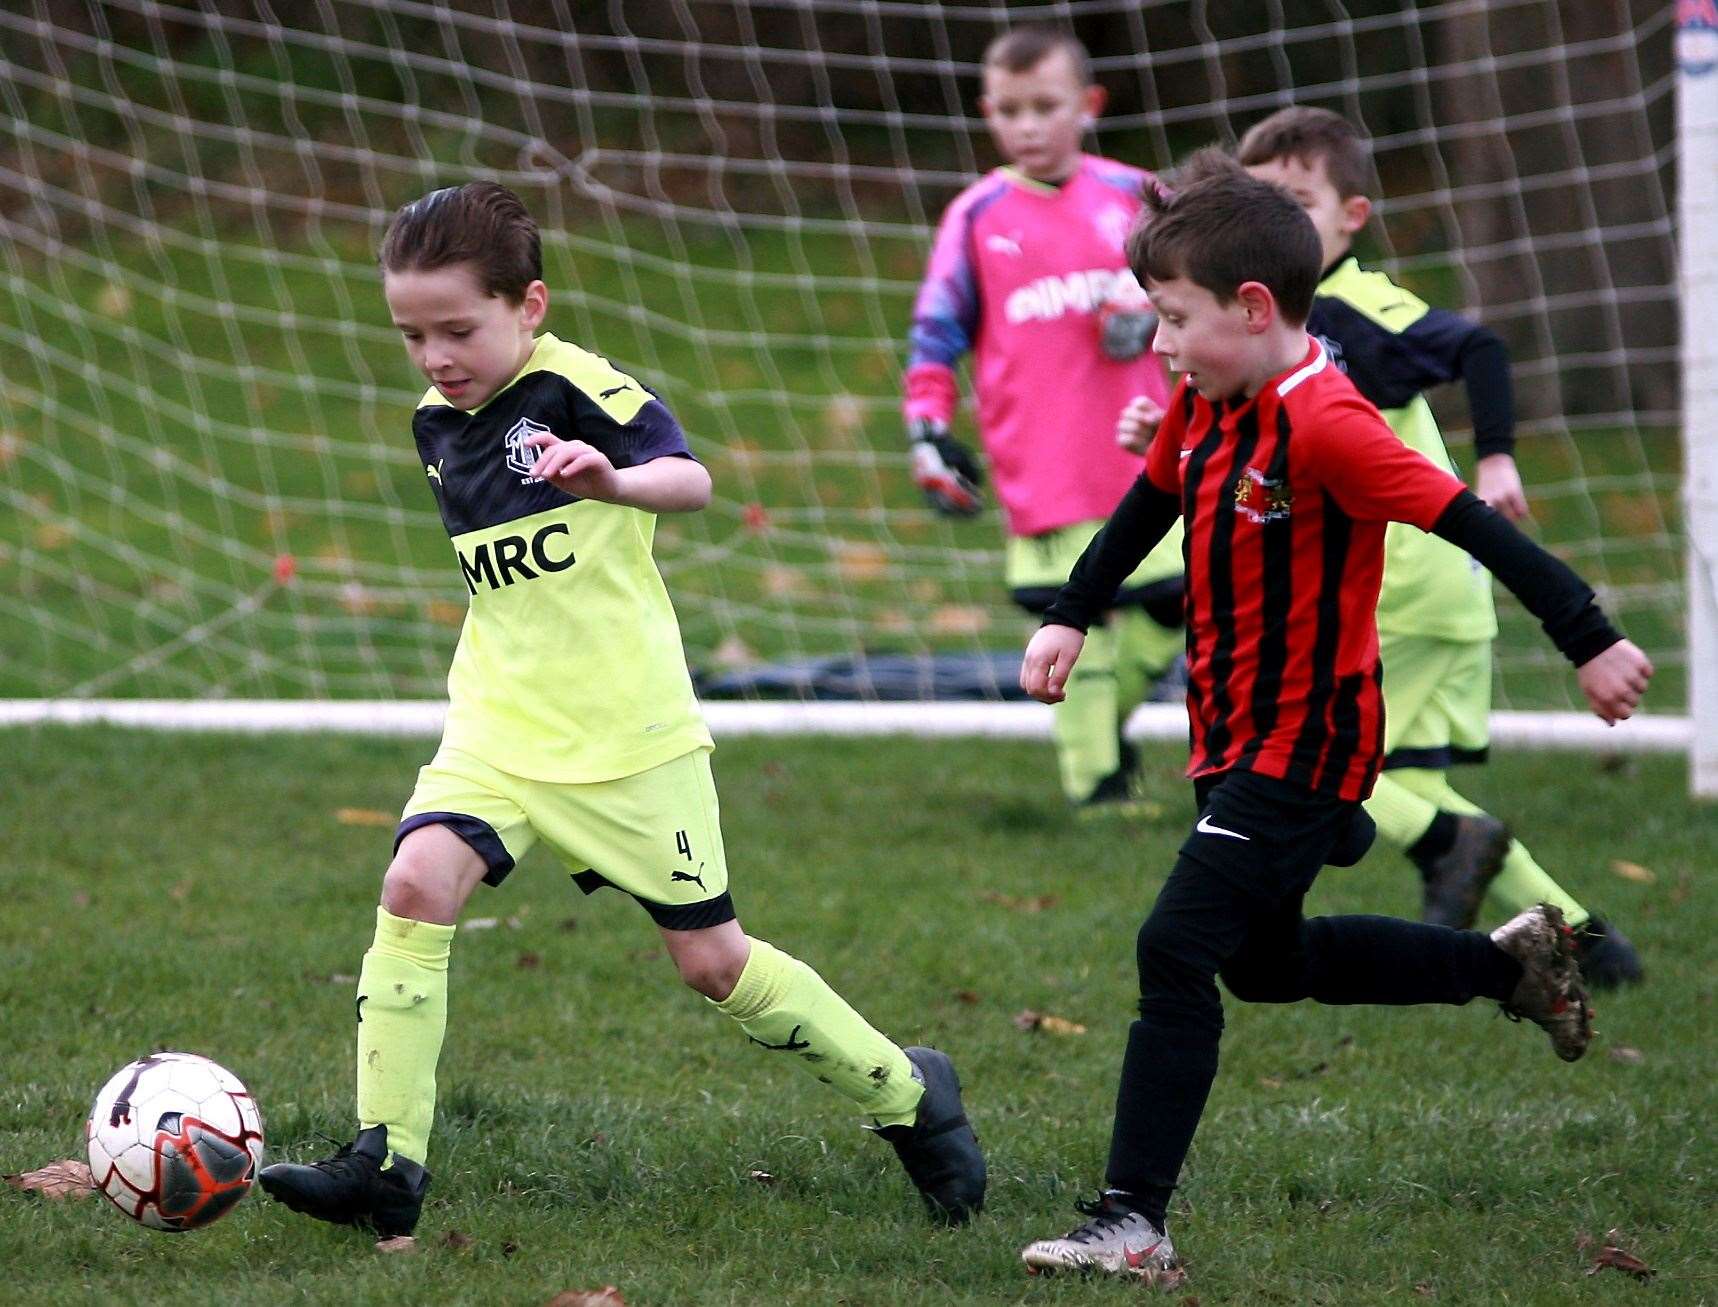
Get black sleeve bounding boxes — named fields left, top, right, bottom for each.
left=1041, top=475, right=1182, bottom=632
left=1431, top=490, right=1620, bottom=664
left=562, top=379, right=697, bottom=469
left=1450, top=326, right=1514, bottom=459
left=1399, top=311, right=1515, bottom=459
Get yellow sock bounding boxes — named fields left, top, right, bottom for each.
left=355, top=906, right=453, bottom=1167
left=714, top=937, right=922, bottom=1127
left=1365, top=773, right=1439, bottom=849
left=1053, top=622, right=1121, bottom=801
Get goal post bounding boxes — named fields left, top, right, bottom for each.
left=1679, top=0, right=1718, bottom=796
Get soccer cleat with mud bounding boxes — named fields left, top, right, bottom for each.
left=1416, top=814, right=1510, bottom=929
left=258, top=1125, right=429, bottom=1238
left=873, top=1046, right=986, bottom=1225
left=1571, top=915, right=1644, bottom=990
left=1490, top=904, right=1594, bottom=1062
left=1021, top=1194, right=1184, bottom=1285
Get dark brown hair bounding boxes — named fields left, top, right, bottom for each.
left=1126, top=148, right=1321, bottom=325
left=1236, top=106, right=1372, bottom=200
left=982, top=25, right=1092, bottom=86
left=378, top=181, right=542, bottom=303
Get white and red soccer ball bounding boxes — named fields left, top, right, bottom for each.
left=86, top=1052, right=264, bottom=1231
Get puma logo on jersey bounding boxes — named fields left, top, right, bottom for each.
left=599, top=383, right=635, bottom=400
left=985, top=232, right=1022, bottom=257
left=426, top=460, right=444, bottom=483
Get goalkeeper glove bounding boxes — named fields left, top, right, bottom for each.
left=908, top=417, right=984, bottom=517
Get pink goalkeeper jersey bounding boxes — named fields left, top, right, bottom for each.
left=904, top=154, right=1173, bottom=539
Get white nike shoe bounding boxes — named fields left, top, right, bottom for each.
left=1022, top=1196, right=1184, bottom=1285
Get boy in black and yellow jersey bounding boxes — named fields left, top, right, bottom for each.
left=258, top=183, right=983, bottom=1239
left=1240, top=108, right=1642, bottom=988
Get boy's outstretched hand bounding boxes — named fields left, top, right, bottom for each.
left=1577, top=638, right=1653, bottom=724
left=525, top=430, right=621, bottom=500
left=1021, top=624, right=1086, bottom=704
left=1475, top=453, right=1529, bottom=522
left=1115, top=394, right=1165, bottom=455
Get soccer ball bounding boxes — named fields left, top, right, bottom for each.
left=86, top=1051, right=265, bottom=1231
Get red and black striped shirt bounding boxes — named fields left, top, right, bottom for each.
left=1053, top=338, right=1466, bottom=801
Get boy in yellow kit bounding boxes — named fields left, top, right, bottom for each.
left=1239, top=108, right=1641, bottom=986
left=258, top=182, right=984, bottom=1238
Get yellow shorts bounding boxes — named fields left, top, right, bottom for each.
left=1005, top=518, right=1185, bottom=621
left=397, top=745, right=734, bottom=929
left=1379, top=634, right=1491, bottom=770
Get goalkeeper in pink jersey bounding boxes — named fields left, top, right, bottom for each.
left=903, top=26, right=1186, bottom=812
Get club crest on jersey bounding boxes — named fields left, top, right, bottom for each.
left=1235, top=466, right=1293, bottom=523
left=504, top=416, right=552, bottom=482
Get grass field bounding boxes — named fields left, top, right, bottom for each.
left=2, top=726, right=1713, bottom=1305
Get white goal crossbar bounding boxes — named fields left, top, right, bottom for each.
left=0, top=699, right=1691, bottom=755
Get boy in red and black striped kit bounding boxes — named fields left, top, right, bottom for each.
left=1016, top=152, right=1653, bottom=1286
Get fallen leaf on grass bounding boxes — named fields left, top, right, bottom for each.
left=4, top=1160, right=95, bottom=1198
left=1412, top=1284, right=1435, bottom=1298
left=979, top=891, right=1060, bottom=913
left=929, top=604, right=991, bottom=635
left=545, top=1290, right=627, bottom=1307
left=747, top=1169, right=776, bottom=1185
left=336, top=808, right=395, bottom=827
left=1013, top=1009, right=1087, bottom=1036
left=501, top=1240, right=520, bottom=1257
left=954, top=989, right=981, bottom=1005
left=424, top=599, right=466, bottom=628
left=1609, top=859, right=1656, bottom=884
left=1259, top=1075, right=1285, bottom=1090
left=1582, top=1228, right=1653, bottom=1280
left=831, top=541, right=889, bottom=583
left=517, top=952, right=542, bottom=970
left=33, top=522, right=72, bottom=551
left=374, top=1235, right=419, bottom=1254
left=440, top=1230, right=474, bottom=1251
left=1607, top=1045, right=1644, bottom=1065
left=711, top=634, right=755, bottom=668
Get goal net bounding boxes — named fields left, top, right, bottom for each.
left=0, top=1, right=1686, bottom=725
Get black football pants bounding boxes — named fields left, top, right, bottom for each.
left=1103, top=768, right=1521, bottom=1213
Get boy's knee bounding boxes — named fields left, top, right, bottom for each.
left=669, top=929, right=751, bottom=1000
left=677, top=954, right=745, bottom=1001
left=381, top=847, right=457, bottom=921
left=1135, top=917, right=1222, bottom=1022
